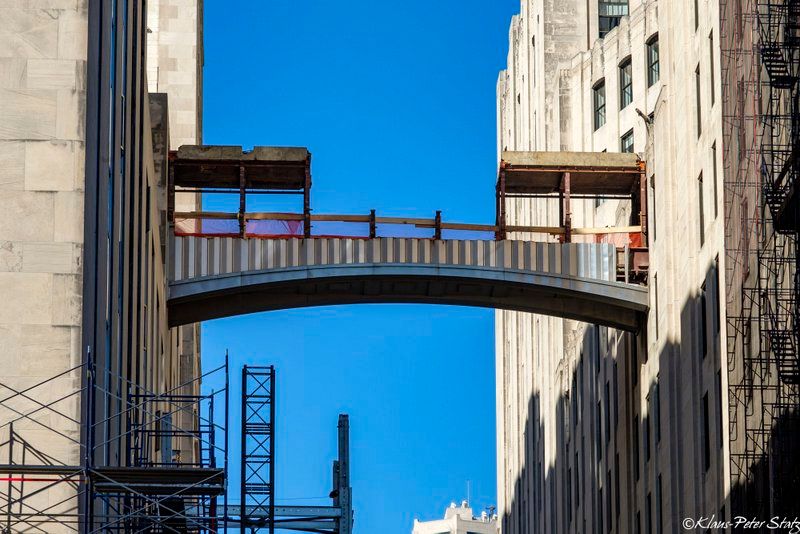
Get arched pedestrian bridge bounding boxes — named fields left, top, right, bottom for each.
left=166, top=147, right=650, bottom=330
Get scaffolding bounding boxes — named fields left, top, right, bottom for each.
left=0, top=356, right=230, bottom=533
left=721, top=0, right=800, bottom=519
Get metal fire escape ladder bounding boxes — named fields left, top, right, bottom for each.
left=758, top=0, right=800, bottom=384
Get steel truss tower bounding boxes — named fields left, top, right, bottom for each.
left=240, top=365, right=276, bottom=534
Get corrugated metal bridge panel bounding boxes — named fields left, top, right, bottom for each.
left=171, top=237, right=616, bottom=283
left=167, top=237, right=647, bottom=330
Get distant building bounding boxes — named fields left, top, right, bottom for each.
left=412, top=501, right=497, bottom=534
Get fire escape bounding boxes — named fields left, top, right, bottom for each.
left=758, top=0, right=800, bottom=386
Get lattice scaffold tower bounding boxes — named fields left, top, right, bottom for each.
left=0, top=355, right=230, bottom=532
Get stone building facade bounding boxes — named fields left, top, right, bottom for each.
left=0, top=0, right=202, bottom=530
left=496, top=1, right=729, bottom=532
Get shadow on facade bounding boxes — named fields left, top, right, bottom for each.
left=499, top=264, right=766, bottom=533
left=728, top=408, right=800, bottom=523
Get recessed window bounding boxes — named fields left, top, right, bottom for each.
left=657, top=475, right=663, bottom=534
left=651, top=176, right=657, bottom=242
left=709, top=32, right=716, bottom=104
left=594, top=80, right=607, bottom=130
left=647, top=35, right=660, bottom=86
left=620, top=58, right=633, bottom=108
left=621, top=129, right=634, bottom=153
left=712, top=142, right=719, bottom=218
left=695, top=64, right=702, bottom=137
left=654, top=274, right=659, bottom=340
left=698, top=172, right=705, bottom=246
left=599, top=1, right=629, bottom=37
left=634, top=414, right=640, bottom=480
left=701, top=281, right=708, bottom=359
left=694, top=0, right=700, bottom=30
left=702, top=392, right=711, bottom=471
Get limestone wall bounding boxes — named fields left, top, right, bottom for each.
left=0, top=2, right=87, bottom=530
left=496, top=0, right=729, bottom=532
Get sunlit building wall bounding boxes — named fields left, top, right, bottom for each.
left=496, top=1, right=728, bottom=532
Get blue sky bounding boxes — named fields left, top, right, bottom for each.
left=201, top=1, right=519, bottom=532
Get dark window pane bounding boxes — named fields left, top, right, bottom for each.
left=621, top=129, right=635, bottom=153
left=647, top=37, right=660, bottom=86
left=594, top=81, right=607, bottom=130
left=599, top=1, right=629, bottom=37
left=620, top=59, right=633, bottom=108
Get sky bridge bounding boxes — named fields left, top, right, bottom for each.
left=167, top=146, right=650, bottom=330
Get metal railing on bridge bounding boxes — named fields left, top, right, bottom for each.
left=168, top=146, right=650, bottom=283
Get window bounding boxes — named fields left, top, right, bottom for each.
left=594, top=80, right=607, bottom=130
left=634, top=414, right=640, bottom=480
left=607, top=470, right=613, bottom=532
left=651, top=177, right=657, bottom=241
left=567, top=467, right=573, bottom=523
left=621, top=129, right=635, bottom=153
left=701, top=281, right=708, bottom=358
left=646, top=492, right=653, bottom=534
left=596, top=326, right=602, bottom=374
left=620, top=58, right=633, bottom=108
left=654, top=378, right=661, bottom=443
left=742, top=198, right=750, bottom=279
left=709, top=32, right=716, bottom=104
left=576, top=450, right=581, bottom=508
left=657, top=475, right=663, bottom=534
left=698, top=172, right=705, bottom=246
left=605, top=381, right=611, bottom=444
left=599, top=488, right=605, bottom=533
left=737, top=78, right=746, bottom=161
left=717, top=369, right=724, bottom=449
left=596, top=401, right=603, bottom=459
left=613, top=362, right=619, bottom=428
left=712, top=142, right=719, bottom=218
left=694, top=0, right=700, bottom=29
left=647, top=35, right=660, bottom=86
left=696, top=65, right=702, bottom=137
left=654, top=274, right=659, bottom=340
left=714, top=256, right=721, bottom=334
left=702, top=392, right=711, bottom=471
left=599, top=1, right=629, bottom=37
left=615, top=453, right=621, bottom=516
left=644, top=410, right=651, bottom=462
left=572, top=375, right=579, bottom=428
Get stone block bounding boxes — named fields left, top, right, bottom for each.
left=0, top=241, right=22, bottom=272
left=0, top=190, right=54, bottom=241
left=0, top=324, right=72, bottom=377
left=0, top=9, right=58, bottom=59
left=0, top=57, right=25, bottom=88
left=57, top=9, right=88, bottom=61
left=52, top=273, right=81, bottom=326
left=53, top=191, right=83, bottom=242
left=25, top=59, right=77, bottom=89
left=27, top=0, right=79, bottom=10
left=22, top=242, right=78, bottom=273
left=56, top=87, right=85, bottom=141
left=0, top=140, right=24, bottom=189
left=25, top=140, right=76, bottom=191
left=0, top=88, right=57, bottom=140
left=0, top=272, right=53, bottom=325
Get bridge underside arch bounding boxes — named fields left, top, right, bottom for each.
left=168, top=263, right=648, bottom=331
